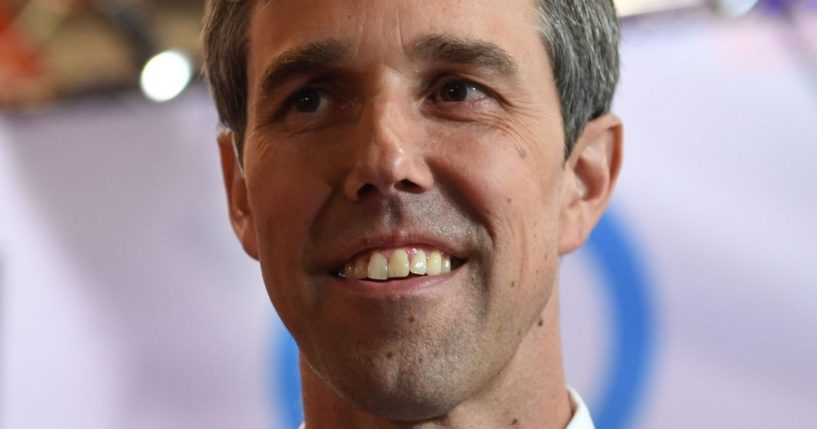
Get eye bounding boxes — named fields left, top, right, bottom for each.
left=437, top=79, right=488, bottom=103
left=289, top=88, right=331, bottom=113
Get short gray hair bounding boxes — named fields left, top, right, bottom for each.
left=202, top=0, right=620, bottom=161
left=537, top=1, right=620, bottom=157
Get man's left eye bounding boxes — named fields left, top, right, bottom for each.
left=289, top=88, right=331, bottom=113
left=436, top=80, right=488, bottom=103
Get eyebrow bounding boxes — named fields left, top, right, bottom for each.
left=408, top=34, right=519, bottom=77
left=257, top=35, right=520, bottom=97
left=258, top=39, right=350, bottom=97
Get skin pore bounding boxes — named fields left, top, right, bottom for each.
left=217, top=0, right=622, bottom=428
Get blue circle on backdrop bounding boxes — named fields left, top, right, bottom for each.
left=271, top=209, right=654, bottom=429
left=584, top=209, right=655, bottom=429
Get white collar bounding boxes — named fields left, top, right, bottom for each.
left=299, top=387, right=594, bottom=429
left=566, top=387, right=595, bottom=429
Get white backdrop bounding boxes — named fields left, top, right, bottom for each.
left=2, top=13, right=816, bottom=429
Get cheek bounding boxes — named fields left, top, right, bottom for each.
left=244, top=134, right=343, bottom=247
left=431, top=124, right=564, bottom=320
left=433, top=122, right=564, bottom=244
left=244, top=144, right=334, bottom=318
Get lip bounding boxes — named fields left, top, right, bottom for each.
left=322, top=229, right=468, bottom=273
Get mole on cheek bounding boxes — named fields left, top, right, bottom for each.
left=511, top=418, right=519, bottom=425
left=538, top=318, right=544, bottom=327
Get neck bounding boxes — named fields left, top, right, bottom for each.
left=300, top=287, right=571, bottom=429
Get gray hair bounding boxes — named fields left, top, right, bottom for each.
left=537, top=1, right=620, bottom=157
left=202, top=0, right=620, bottom=162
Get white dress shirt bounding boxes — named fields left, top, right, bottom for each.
left=298, top=387, right=594, bottom=429
left=566, top=387, right=595, bottom=429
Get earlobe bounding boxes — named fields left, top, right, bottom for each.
left=217, top=130, right=259, bottom=260
left=558, top=114, right=623, bottom=255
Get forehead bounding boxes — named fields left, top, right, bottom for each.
left=246, top=0, right=544, bottom=75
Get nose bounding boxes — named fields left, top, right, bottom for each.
left=342, top=93, right=433, bottom=201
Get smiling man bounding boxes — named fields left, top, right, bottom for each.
left=202, top=1, right=622, bottom=428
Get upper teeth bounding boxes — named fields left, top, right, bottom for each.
left=340, top=248, right=452, bottom=280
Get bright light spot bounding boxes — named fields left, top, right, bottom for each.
left=714, top=0, right=760, bottom=16
left=140, top=50, right=193, bottom=103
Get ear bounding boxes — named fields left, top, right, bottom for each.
left=217, top=130, right=259, bottom=260
left=558, top=114, right=623, bottom=255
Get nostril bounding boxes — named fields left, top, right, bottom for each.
left=357, top=183, right=378, bottom=197
left=396, top=179, right=421, bottom=192
left=356, top=180, right=421, bottom=198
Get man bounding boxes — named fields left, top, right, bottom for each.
left=202, top=0, right=622, bottom=428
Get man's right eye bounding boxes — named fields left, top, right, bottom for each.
left=289, top=88, right=331, bottom=114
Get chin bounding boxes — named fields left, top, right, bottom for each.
left=308, top=340, right=484, bottom=422
left=334, top=370, right=464, bottom=422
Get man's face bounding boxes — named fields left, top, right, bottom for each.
left=233, top=0, right=589, bottom=420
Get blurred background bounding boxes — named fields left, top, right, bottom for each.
left=2, top=0, right=816, bottom=428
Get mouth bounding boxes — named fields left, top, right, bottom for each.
left=330, top=246, right=467, bottom=282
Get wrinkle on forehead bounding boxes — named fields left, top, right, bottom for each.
left=250, top=0, right=540, bottom=59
